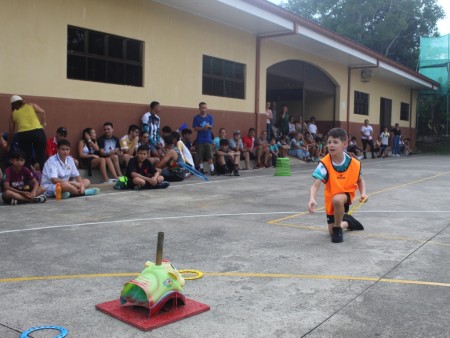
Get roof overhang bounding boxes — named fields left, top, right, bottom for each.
left=152, top=0, right=440, bottom=91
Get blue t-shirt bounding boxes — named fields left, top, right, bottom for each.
left=193, top=114, right=214, bottom=144
left=312, top=153, right=362, bottom=182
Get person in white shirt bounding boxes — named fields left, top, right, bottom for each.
left=378, top=127, right=390, bottom=158
left=41, top=139, right=99, bottom=198
left=308, top=117, right=318, bottom=137
left=264, top=101, right=273, bottom=141
left=360, top=119, right=375, bottom=159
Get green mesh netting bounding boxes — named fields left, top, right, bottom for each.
left=419, top=34, right=449, bottom=96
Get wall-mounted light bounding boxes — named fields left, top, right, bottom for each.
left=361, top=69, right=372, bottom=82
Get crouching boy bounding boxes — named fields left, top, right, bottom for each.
left=308, top=128, right=368, bottom=243
left=2, top=150, right=47, bottom=204
left=41, top=140, right=99, bottom=198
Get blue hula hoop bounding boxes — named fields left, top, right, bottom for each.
left=21, top=325, right=68, bottom=338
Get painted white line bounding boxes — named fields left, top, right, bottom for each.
left=358, top=210, right=450, bottom=213
left=0, top=211, right=303, bottom=235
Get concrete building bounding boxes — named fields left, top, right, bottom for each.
left=0, top=0, right=439, bottom=150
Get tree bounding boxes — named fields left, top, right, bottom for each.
left=281, top=0, right=445, bottom=69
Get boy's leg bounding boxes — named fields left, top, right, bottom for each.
left=330, top=193, right=351, bottom=243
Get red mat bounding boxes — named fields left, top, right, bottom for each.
left=95, top=298, right=210, bottom=331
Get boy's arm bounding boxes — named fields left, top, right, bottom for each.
left=308, top=179, right=322, bottom=213
left=357, top=176, right=368, bottom=202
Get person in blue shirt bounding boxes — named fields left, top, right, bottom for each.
left=193, top=102, right=215, bottom=175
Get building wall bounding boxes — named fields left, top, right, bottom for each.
left=0, top=0, right=419, bottom=150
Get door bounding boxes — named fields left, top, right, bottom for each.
left=380, top=97, right=392, bottom=130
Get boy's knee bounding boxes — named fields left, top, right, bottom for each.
left=332, top=194, right=347, bottom=207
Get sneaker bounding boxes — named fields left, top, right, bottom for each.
left=343, top=214, right=364, bottom=231
left=155, top=181, right=170, bottom=189
left=134, top=185, right=142, bottom=191
left=233, top=170, right=240, bottom=176
left=199, top=168, right=206, bottom=174
left=357, top=155, right=363, bottom=160
left=109, top=178, right=117, bottom=183
left=331, top=227, right=344, bottom=243
left=84, top=188, right=100, bottom=196
left=61, top=192, right=71, bottom=199
left=10, top=199, right=18, bottom=205
left=33, top=194, right=47, bottom=203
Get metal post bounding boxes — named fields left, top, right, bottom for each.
left=155, top=232, right=164, bottom=266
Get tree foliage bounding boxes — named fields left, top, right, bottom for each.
left=281, top=0, right=445, bottom=69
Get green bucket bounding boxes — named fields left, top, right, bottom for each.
left=274, top=157, right=291, bottom=176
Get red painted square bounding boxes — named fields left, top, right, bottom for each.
left=95, top=298, right=210, bottom=331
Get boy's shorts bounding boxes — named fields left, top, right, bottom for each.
left=196, top=143, right=213, bottom=162
left=326, top=192, right=352, bottom=224
left=43, top=183, right=57, bottom=197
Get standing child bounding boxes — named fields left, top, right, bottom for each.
left=2, top=150, right=47, bottom=204
left=379, top=128, right=390, bottom=158
left=308, top=128, right=368, bottom=243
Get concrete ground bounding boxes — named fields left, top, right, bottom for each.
left=1, top=155, right=450, bottom=338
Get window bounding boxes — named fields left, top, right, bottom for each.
left=67, top=26, right=143, bottom=86
left=400, top=102, right=410, bottom=121
left=202, top=55, right=245, bottom=99
left=354, top=91, right=369, bottom=115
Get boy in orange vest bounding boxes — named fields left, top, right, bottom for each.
left=308, top=128, right=368, bottom=243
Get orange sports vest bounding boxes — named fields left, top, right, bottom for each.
left=320, top=154, right=360, bottom=215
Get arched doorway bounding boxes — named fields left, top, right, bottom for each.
left=267, top=60, right=337, bottom=136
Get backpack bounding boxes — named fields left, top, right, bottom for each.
left=114, top=176, right=128, bottom=190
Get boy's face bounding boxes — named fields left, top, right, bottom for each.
left=58, top=145, right=71, bottom=159
left=183, top=133, right=192, bottom=141
left=270, top=139, right=275, bottom=145
left=327, top=137, right=347, bottom=156
left=199, top=104, right=207, bottom=115
left=103, top=125, right=113, bottom=138
left=220, top=144, right=229, bottom=151
left=384, top=128, right=388, bottom=132
left=11, top=157, right=25, bottom=169
left=219, top=129, right=226, bottom=138
left=141, top=133, right=149, bottom=143
left=137, top=150, right=147, bottom=162
left=129, top=128, right=140, bottom=139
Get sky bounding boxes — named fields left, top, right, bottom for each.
left=267, top=0, right=450, bottom=36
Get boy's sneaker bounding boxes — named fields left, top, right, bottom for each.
left=134, top=185, right=142, bottom=191
left=10, top=199, right=18, bottom=205
left=331, top=227, right=344, bottom=243
left=155, top=181, right=170, bottom=189
left=84, top=188, right=100, bottom=196
left=33, top=194, right=47, bottom=203
left=233, top=169, right=240, bottom=176
left=343, top=214, right=364, bottom=231
left=61, top=192, right=71, bottom=199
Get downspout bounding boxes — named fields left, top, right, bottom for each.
left=255, top=26, right=297, bottom=133
left=255, top=36, right=261, bottom=132
left=409, top=88, right=413, bottom=140
left=347, top=61, right=380, bottom=132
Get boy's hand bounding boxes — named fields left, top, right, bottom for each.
left=308, top=199, right=318, bottom=213
left=360, top=194, right=368, bottom=203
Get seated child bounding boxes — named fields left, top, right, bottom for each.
left=215, top=139, right=240, bottom=176
left=2, top=150, right=47, bottom=204
left=156, top=134, right=187, bottom=182
left=126, top=145, right=168, bottom=190
left=269, top=137, right=279, bottom=167
left=41, top=140, right=99, bottom=198
left=276, top=135, right=290, bottom=158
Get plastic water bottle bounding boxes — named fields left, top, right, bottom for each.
left=55, top=183, right=62, bottom=201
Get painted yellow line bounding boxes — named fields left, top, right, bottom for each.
left=1, top=272, right=450, bottom=288
left=275, top=221, right=450, bottom=246
left=268, top=170, right=450, bottom=225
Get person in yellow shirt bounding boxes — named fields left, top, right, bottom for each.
left=7, top=95, right=47, bottom=169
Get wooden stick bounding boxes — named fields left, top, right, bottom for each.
left=155, top=232, right=164, bottom=265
